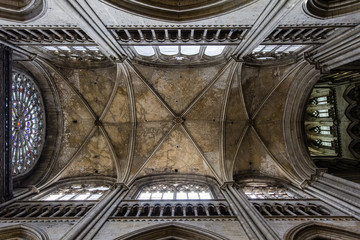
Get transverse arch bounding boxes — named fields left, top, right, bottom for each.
left=116, top=222, right=229, bottom=240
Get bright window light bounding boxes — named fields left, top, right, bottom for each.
left=87, top=194, right=102, bottom=200
left=151, top=192, right=162, bottom=200
left=73, top=46, right=86, bottom=51
left=86, top=46, right=99, bottom=51
left=176, top=191, right=188, bottom=200
left=262, top=45, right=277, bottom=52
left=159, top=46, right=179, bottom=55
left=204, top=46, right=225, bottom=56
left=74, top=194, right=90, bottom=200
left=188, top=191, right=199, bottom=199
left=134, top=46, right=155, bottom=56
left=44, top=194, right=62, bottom=201
left=58, top=46, right=70, bottom=51
left=43, top=46, right=58, bottom=51
left=162, top=192, right=174, bottom=200
left=138, top=192, right=151, bottom=200
left=59, top=194, right=75, bottom=200
left=181, top=46, right=200, bottom=55
left=199, top=192, right=211, bottom=199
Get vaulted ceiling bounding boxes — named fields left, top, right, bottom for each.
left=2, top=0, right=360, bottom=188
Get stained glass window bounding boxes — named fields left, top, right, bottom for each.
left=11, top=71, right=45, bottom=175
left=137, top=183, right=212, bottom=200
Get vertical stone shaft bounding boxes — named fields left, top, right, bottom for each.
left=0, top=45, right=12, bottom=203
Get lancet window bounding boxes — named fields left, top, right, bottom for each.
left=39, top=184, right=110, bottom=201
left=137, top=183, right=212, bottom=200
left=305, top=87, right=339, bottom=156
left=11, top=70, right=45, bottom=176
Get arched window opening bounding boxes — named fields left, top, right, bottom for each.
left=204, top=46, right=225, bottom=56
left=174, top=204, right=183, bottom=216
left=163, top=204, right=172, bottom=216
left=140, top=204, right=150, bottom=217
left=305, top=86, right=339, bottom=157
left=197, top=204, right=206, bottom=216
left=39, top=184, right=110, bottom=201
left=249, top=44, right=305, bottom=60
left=241, top=184, right=301, bottom=199
left=134, top=46, right=155, bottom=56
left=12, top=70, right=46, bottom=176
left=151, top=205, right=160, bottom=217
left=137, top=183, right=212, bottom=200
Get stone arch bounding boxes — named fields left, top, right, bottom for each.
left=128, top=174, right=222, bottom=199
left=0, top=0, right=47, bottom=22
left=102, top=0, right=257, bottom=22
left=12, top=61, right=62, bottom=187
left=32, top=176, right=115, bottom=200
left=116, top=222, right=229, bottom=240
left=283, top=61, right=321, bottom=183
left=0, top=224, right=49, bottom=240
left=303, top=0, right=360, bottom=19
left=284, top=222, right=360, bottom=240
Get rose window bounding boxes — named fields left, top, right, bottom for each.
left=11, top=71, right=45, bottom=175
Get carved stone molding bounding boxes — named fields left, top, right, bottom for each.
left=102, top=0, right=256, bottom=21
left=0, top=0, right=47, bottom=22
left=304, top=0, right=360, bottom=19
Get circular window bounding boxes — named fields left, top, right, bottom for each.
left=11, top=71, right=45, bottom=176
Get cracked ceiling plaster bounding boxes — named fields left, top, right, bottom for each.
left=43, top=56, right=307, bottom=186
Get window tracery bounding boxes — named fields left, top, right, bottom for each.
left=305, top=87, right=339, bottom=156
left=39, top=184, right=110, bottom=201
left=249, top=44, right=306, bottom=60
left=137, top=183, right=212, bottom=200
left=11, top=70, right=45, bottom=176
left=241, top=185, right=301, bottom=199
left=129, top=45, right=230, bottom=65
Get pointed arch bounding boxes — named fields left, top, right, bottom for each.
left=284, top=222, right=360, bottom=240
left=116, top=222, right=229, bottom=240
left=0, top=224, right=49, bottom=240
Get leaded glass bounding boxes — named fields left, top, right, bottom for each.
left=11, top=71, right=45, bottom=175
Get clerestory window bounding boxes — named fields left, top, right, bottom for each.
left=137, top=183, right=212, bottom=200
left=39, top=184, right=110, bottom=201
left=242, top=185, right=301, bottom=199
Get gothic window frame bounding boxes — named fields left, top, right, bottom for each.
left=136, top=182, right=213, bottom=201
left=30, top=178, right=114, bottom=201
left=240, top=183, right=303, bottom=200
left=129, top=175, right=222, bottom=200
left=11, top=69, right=46, bottom=177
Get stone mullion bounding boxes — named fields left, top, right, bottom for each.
left=233, top=0, right=302, bottom=59
left=222, top=183, right=280, bottom=240
left=60, top=184, right=127, bottom=240
left=0, top=45, right=12, bottom=203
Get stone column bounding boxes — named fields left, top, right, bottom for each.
left=0, top=45, right=12, bottom=203
left=304, top=172, right=360, bottom=220
left=60, top=183, right=128, bottom=240
left=221, top=182, right=280, bottom=240
left=305, top=25, right=360, bottom=73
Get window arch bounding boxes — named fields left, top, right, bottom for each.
left=36, top=183, right=111, bottom=201
left=0, top=224, right=49, bottom=240
left=12, top=70, right=46, bottom=176
left=116, top=223, right=227, bottom=240
left=240, top=183, right=303, bottom=199
left=285, top=222, right=360, bottom=240
left=137, top=182, right=212, bottom=200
